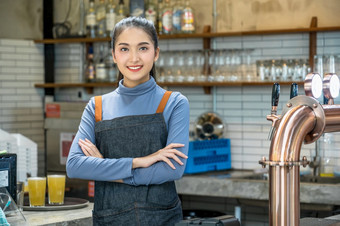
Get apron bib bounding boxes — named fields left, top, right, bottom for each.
left=92, top=91, right=182, bottom=226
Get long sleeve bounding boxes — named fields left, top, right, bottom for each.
left=123, top=94, right=190, bottom=186
left=66, top=98, right=134, bottom=181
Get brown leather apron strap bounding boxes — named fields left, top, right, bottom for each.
left=94, top=96, right=102, bottom=122
left=156, top=91, right=172, bottom=113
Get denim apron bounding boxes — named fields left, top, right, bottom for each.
left=92, top=91, right=183, bottom=226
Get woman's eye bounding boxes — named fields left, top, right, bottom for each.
left=120, top=48, right=128, bottom=52
left=140, top=47, right=148, bottom=51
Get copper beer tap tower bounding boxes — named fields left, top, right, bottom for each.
left=260, top=73, right=340, bottom=226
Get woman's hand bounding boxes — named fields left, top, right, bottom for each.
left=132, top=143, right=188, bottom=170
left=78, top=138, right=103, bottom=158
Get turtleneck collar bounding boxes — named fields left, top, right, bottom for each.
left=116, top=77, right=156, bottom=95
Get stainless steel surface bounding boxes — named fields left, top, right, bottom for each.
left=263, top=91, right=340, bottom=225
left=195, top=112, right=224, bottom=140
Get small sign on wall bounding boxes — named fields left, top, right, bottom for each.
left=60, top=132, right=75, bottom=165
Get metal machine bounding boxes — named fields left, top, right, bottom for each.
left=260, top=73, right=340, bottom=225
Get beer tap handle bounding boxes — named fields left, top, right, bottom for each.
left=271, top=83, right=280, bottom=115
left=268, top=83, right=280, bottom=140
left=290, top=83, right=298, bottom=99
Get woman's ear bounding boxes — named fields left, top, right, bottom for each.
left=112, top=49, right=117, bottom=63
left=154, top=47, right=160, bottom=62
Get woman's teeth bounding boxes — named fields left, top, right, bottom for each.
left=128, top=66, right=142, bottom=69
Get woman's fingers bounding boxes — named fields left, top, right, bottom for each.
left=78, top=138, right=103, bottom=158
left=165, top=143, right=185, bottom=149
left=161, top=157, right=176, bottom=169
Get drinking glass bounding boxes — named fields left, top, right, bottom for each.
left=28, top=177, right=46, bottom=207
left=48, top=174, right=66, bottom=205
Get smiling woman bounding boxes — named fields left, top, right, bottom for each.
left=66, top=17, right=190, bottom=226
left=112, top=27, right=159, bottom=88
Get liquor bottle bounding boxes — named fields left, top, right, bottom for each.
left=130, top=0, right=145, bottom=18
left=86, top=0, right=97, bottom=38
left=161, top=0, right=173, bottom=34
left=104, top=43, right=118, bottom=82
left=172, top=0, right=184, bottom=34
left=106, top=0, right=116, bottom=37
left=85, top=46, right=96, bottom=82
left=157, top=0, right=163, bottom=34
left=96, top=44, right=108, bottom=82
left=116, top=0, right=127, bottom=23
left=181, top=0, right=195, bottom=33
left=145, top=0, right=157, bottom=25
left=96, top=0, right=107, bottom=37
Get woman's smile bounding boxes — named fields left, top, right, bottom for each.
left=127, top=65, right=143, bottom=72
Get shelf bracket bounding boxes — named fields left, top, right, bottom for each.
left=309, top=17, right=318, bottom=71
left=202, top=25, right=212, bottom=94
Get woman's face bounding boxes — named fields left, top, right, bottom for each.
left=112, top=27, right=159, bottom=88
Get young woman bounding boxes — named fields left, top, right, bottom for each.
left=66, top=17, right=189, bottom=226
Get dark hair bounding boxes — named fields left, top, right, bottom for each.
left=111, top=17, right=158, bottom=81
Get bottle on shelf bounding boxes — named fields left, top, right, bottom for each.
left=104, top=43, right=118, bottom=82
left=116, top=0, right=127, bottom=23
left=161, top=0, right=173, bottom=35
left=85, top=46, right=96, bottom=82
left=172, top=0, right=184, bottom=34
left=130, top=0, right=145, bottom=18
left=106, top=0, right=116, bottom=37
left=157, top=0, right=163, bottom=34
left=181, top=0, right=195, bottom=33
left=96, top=0, right=107, bottom=37
left=145, top=0, right=157, bottom=25
left=96, top=44, right=108, bottom=82
left=86, top=0, right=97, bottom=38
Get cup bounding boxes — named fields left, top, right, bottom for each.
left=28, top=177, right=46, bottom=207
left=16, top=181, right=25, bottom=209
left=47, top=175, right=66, bottom=205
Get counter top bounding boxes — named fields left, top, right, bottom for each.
left=7, top=203, right=93, bottom=226
left=175, top=170, right=340, bottom=206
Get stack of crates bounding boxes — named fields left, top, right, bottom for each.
left=0, top=129, right=18, bottom=154
left=0, top=129, right=38, bottom=183
left=11, top=134, right=38, bottom=182
left=184, top=138, right=231, bottom=174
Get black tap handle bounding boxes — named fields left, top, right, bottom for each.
left=324, top=96, right=329, bottom=105
left=290, top=83, right=298, bottom=99
left=271, top=83, right=280, bottom=107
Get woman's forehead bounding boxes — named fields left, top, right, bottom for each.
left=115, top=27, right=153, bottom=45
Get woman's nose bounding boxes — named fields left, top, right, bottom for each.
left=129, top=50, right=139, bottom=62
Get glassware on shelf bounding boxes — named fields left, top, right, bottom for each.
left=96, top=0, right=107, bottom=37
left=95, top=44, right=108, bottom=82
left=181, top=0, right=195, bottom=34
left=86, top=0, right=97, bottom=38
left=104, top=43, right=117, bottom=82
left=106, top=0, right=116, bottom=37
left=161, top=0, right=173, bottom=35
left=256, top=58, right=310, bottom=82
left=116, top=0, right=127, bottom=23
left=145, top=0, right=157, bottom=25
left=85, top=46, right=96, bottom=82
left=172, top=0, right=184, bottom=34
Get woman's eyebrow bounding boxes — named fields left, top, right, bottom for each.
left=138, top=42, right=150, bottom=46
left=117, top=42, right=150, bottom=46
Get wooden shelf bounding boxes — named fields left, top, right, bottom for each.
left=35, top=81, right=304, bottom=94
left=33, top=26, right=340, bottom=44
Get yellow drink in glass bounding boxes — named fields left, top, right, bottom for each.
left=48, top=175, right=66, bottom=205
left=28, top=177, right=46, bottom=207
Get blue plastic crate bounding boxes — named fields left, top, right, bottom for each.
left=184, top=139, right=231, bottom=174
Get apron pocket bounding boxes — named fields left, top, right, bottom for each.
left=93, top=207, right=135, bottom=226
left=138, top=198, right=183, bottom=226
